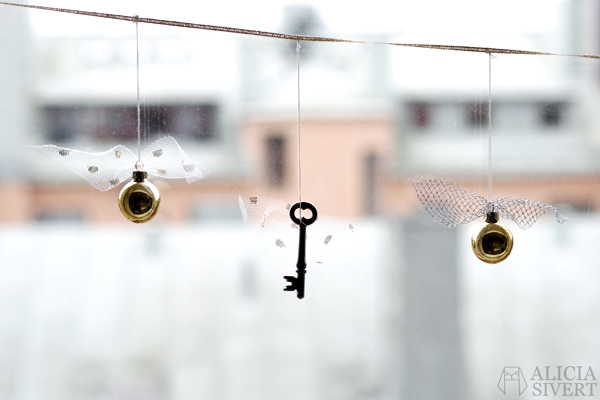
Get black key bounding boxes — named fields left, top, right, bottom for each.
left=284, top=202, right=317, bottom=299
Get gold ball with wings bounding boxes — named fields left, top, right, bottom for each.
left=33, top=136, right=208, bottom=223
left=412, top=177, right=567, bottom=264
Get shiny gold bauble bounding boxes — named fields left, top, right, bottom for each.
left=118, top=171, right=161, bottom=223
left=471, top=212, right=513, bottom=264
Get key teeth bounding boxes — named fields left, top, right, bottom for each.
left=283, top=276, right=297, bottom=291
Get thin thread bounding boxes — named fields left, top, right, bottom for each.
left=296, top=41, right=302, bottom=221
left=4, top=1, right=600, bottom=59
left=487, top=53, right=494, bottom=202
left=135, top=15, right=141, bottom=163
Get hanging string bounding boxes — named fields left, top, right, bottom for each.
left=296, top=41, right=302, bottom=220
left=4, top=1, right=600, bottom=60
left=487, top=53, right=494, bottom=202
left=135, top=15, right=141, bottom=164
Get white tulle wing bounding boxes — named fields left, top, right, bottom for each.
left=33, top=144, right=137, bottom=191
left=238, top=196, right=354, bottom=264
left=141, top=136, right=209, bottom=183
left=34, top=136, right=209, bottom=191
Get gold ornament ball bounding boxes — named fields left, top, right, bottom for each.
left=118, top=171, right=161, bottom=223
left=471, top=214, right=513, bottom=264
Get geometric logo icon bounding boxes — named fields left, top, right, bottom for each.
left=498, top=367, right=528, bottom=395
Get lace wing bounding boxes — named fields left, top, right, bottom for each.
left=33, top=144, right=137, bottom=191
left=494, top=197, right=568, bottom=230
left=141, top=136, right=209, bottom=183
left=412, top=177, right=488, bottom=227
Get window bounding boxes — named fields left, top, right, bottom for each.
left=465, top=102, right=489, bottom=128
left=539, top=102, right=564, bottom=127
left=144, top=104, right=217, bottom=139
left=364, top=152, right=377, bottom=215
left=266, top=135, right=286, bottom=186
left=409, top=102, right=431, bottom=130
left=45, top=106, right=78, bottom=142
left=44, top=104, right=217, bottom=142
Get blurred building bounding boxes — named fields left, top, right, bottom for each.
left=2, top=3, right=600, bottom=223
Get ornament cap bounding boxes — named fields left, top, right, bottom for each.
left=132, top=170, right=147, bottom=182
left=485, top=211, right=499, bottom=223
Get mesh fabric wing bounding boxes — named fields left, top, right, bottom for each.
left=33, top=136, right=207, bottom=191
left=494, top=197, right=568, bottom=229
left=412, top=178, right=488, bottom=228
left=413, top=177, right=567, bottom=229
